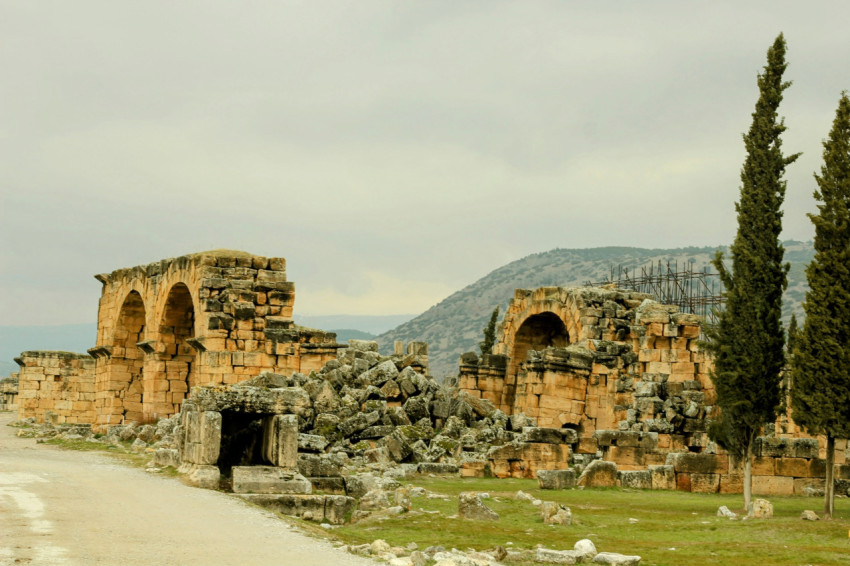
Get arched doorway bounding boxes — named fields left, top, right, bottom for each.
left=504, top=312, right=569, bottom=409
left=149, top=283, right=196, bottom=420
left=107, top=291, right=146, bottom=424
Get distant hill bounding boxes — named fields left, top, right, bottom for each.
left=329, top=329, right=377, bottom=343
left=377, top=242, right=815, bottom=380
left=293, top=314, right=414, bottom=335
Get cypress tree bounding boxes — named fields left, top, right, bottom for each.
left=704, top=33, right=799, bottom=512
left=790, top=92, right=850, bottom=519
left=479, top=306, right=500, bottom=356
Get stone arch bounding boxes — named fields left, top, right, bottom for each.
left=147, top=282, right=196, bottom=420
left=503, top=312, right=569, bottom=409
left=105, top=290, right=147, bottom=424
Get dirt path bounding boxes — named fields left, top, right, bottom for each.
left=0, top=413, right=377, bottom=566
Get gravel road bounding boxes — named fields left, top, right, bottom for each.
left=0, top=413, right=377, bottom=566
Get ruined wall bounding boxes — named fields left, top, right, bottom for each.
left=459, top=285, right=849, bottom=494
left=88, top=250, right=342, bottom=427
left=0, top=374, right=19, bottom=411
left=15, top=352, right=96, bottom=424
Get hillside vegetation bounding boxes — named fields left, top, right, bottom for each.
left=377, top=242, right=814, bottom=379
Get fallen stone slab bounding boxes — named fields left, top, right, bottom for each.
left=417, top=462, right=459, bottom=475
left=237, top=493, right=355, bottom=524
left=536, top=548, right=580, bottom=564
left=592, top=552, right=641, bottom=565
left=458, top=492, right=499, bottom=521
left=537, top=469, right=576, bottom=490
left=178, top=463, right=220, bottom=489
left=231, top=466, right=311, bottom=494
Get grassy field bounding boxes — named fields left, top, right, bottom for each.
left=329, top=477, right=850, bottom=566
left=36, top=431, right=849, bottom=565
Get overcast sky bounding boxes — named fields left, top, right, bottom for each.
left=1, top=1, right=849, bottom=326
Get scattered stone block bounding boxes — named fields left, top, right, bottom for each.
left=717, top=505, right=737, bottom=519
left=537, top=469, right=576, bottom=490
left=540, top=501, right=572, bottom=525
left=458, top=492, right=499, bottom=521
left=536, top=548, right=580, bottom=564
left=574, top=539, right=598, bottom=561
left=592, top=552, right=642, bottom=565
left=231, top=466, right=311, bottom=494
left=748, top=498, right=773, bottom=519
left=800, top=509, right=819, bottom=521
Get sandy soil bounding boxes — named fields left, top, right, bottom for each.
left=0, top=413, right=377, bottom=566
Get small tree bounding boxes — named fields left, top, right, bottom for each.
left=704, top=33, right=799, bottom=512
left=790, top=92, right=850, bottom=519
left=479, top=306, right=500, bottom=356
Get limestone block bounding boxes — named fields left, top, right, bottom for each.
left=794, top=477, right=825, bottom=496
left=775, top=457, right=809, bottom=478
left=577, top=460, right=618, bottom=488
left=719, top=473, right=744, bottom=494
left=648, top=465, right=676, bottom=490
left=231, top=466, right=312, bottom=494
left=536, top=548, right=580, bottom=564
left=273, top=414, right=298, bottom=469
left=618, top=470, right=651, bottom=489
left=199, top=411, right=222, bottom=465
left=592, top=553, right=642, bottom=565
left=753, top=475, right=794, bottom=496
left=690, top=473, right=719, bottom=493
left=458, top=492, right=498, bottom=521
left=666, top=452, right=727, bottom=474
left=537, top=469, right=576, bottom=490
left=179, top=464, right=220, bottom=489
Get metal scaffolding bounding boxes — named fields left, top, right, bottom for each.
left=587, top=260, right=725, bottom=325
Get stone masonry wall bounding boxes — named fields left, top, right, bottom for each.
left=15, top=352, right=96, bottom=424
left=458, top=285, right=848, bottom=495
left=88, top=250, right=343, bottom=427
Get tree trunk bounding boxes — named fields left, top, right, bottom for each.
left=744, top=442, right=753, bottom=513
left=824, top=435, right=835, bottom=519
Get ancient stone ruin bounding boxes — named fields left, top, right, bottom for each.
left=10, top=252, right=850, bottom=511
left=456, top=286, right=849, bottom=496
left=15, top=250, right=340, bottom=428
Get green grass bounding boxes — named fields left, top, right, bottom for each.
left=331, top=477, right=850, bottom=566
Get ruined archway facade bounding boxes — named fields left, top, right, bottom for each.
left=82, top=251, right=342, bottom=427
left=459, top=285, right=715, bottom=463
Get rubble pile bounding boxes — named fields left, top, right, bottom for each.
left=177, top=339, right=576, bottom=482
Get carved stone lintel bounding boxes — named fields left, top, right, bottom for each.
left=186, top=337, right=207, bottom=352
left=87, top=346, right=113, bottom=359
left=136, top=340, right=156, bottom=354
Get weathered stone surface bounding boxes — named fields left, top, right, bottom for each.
left=592, top=552, right=642, bottom=565
left=577, top=460, right=618, bottom=488
left=537, top=469, right=576, bottom=490
left=178, top=463, right=220, bottom=489
left=648, top=465, right=675, bottom=490
left=237, top=493, right=355, bottom=524
left=748, top=498, right=773, bottom=519
left=298, top=453, right=344, bottom=477
left=536, top=548, right=579, bottom=564
left=540, top=501, right=572, bottom=525
left=458, top=492, right=499, bottom=521
left=800, top=509, right=819, bottom=521
left=417, top=463, right=459, bottom=475
left=358, top=488, right=391, bottom=512
left=618, top=470, right=651, bottom=489
left=717, top=505, right=737, bottom=519
left=574, top=539, right=598, bottom=561
left=521, top=427, right=577, bottom=445
left=231, top=466, right=311, bottom=494
left=297, top=433, right=329, bottom=453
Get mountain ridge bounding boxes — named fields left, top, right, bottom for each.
left=376, top=242, right=814, bottom=379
